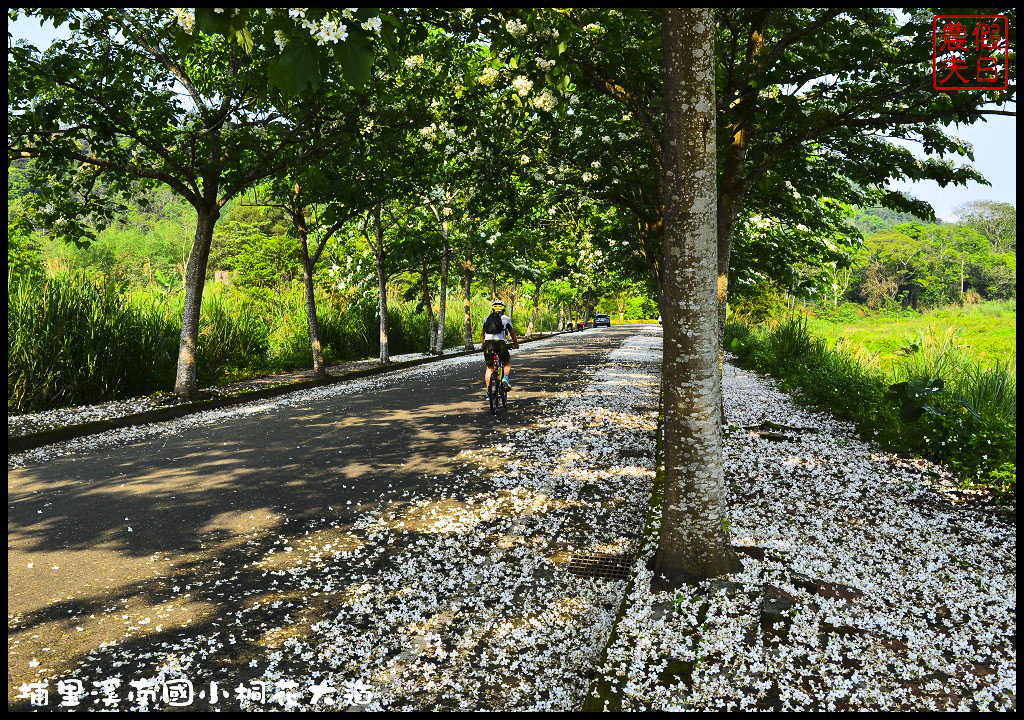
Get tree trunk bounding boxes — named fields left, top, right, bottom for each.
left=291, top=196, right=326, bottom=380
left=642, top=219, right=665, bottom=313
left=508, top=282, right=518, bottom=320
left=282, top=184, right=326, bottom=380
left=716, top=15, right=765, bottom=423
left=655, top=8, right=742, bottom=587
left=526, top=282, right=542, bottom=336
left=489, top=275, right=497, bottom=300
left=434, top=219, right=450, bottom=355
left=300, top=251, right=325, bottom=379
left=421, top=256, right=436, bottom=354
left=373, top=205, right=390, bottom=364
left=463, top=243, right=474, bottom=350
left=174, top=203, right=219, bottom=399
left=558, top=302, right=565, bottom=330
left=716, top=13, right=766, bottom=340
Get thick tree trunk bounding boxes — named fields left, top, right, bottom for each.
left=463, top=243, right=474, bottom=350
left=655, top=8, right=742, bottom=586
left=174, top=203, right=219, bottom=399
left=373, top=205, right=390, bottom=364
left=558, top=303, right=565, bottom=330
left=421, top=256, right=436, bottom=354
left=434, top=219, right=450, bottom=355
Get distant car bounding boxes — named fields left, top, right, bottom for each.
left=593, top=314, right=611, bottom=327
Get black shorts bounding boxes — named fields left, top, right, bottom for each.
left=483, top=340, right=510, bottom=368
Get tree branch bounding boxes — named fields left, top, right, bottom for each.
left=109, top=10, right=208, bottom=114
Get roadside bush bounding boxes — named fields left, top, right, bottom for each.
left=724, top=319, right=755, bottom=363
left=9, top=277, right=564, bottom=414
left=761, top=315, right=813, bottom=375
left=197, top=291, right=272, bottom=383
left=729, top=281, right=786, bottom=324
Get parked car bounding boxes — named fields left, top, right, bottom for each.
left=593, top=314, right=611, bottom=327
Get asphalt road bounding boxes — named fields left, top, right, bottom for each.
left=8, top=326, right=641, bottom=707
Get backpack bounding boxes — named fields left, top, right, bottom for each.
left=483, top=311, right=505, bottom=335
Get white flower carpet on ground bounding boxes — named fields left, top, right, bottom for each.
left=596, top=357, right=1015, bottom=711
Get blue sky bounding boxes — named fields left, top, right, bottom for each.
left=9, top=13, right=1016, bottom=223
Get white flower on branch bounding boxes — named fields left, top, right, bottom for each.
left=506, top=18, right=529, bottom=38
left=479, top=67, right=500, bottom=86
left=511, top=75, right=533, bottom=97
left=532, top=89, right=558, bottom=112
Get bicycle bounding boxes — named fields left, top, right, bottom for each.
left=486, top=346, right=508, bottom=415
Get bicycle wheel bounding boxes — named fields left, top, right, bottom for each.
left=488, top=366, right=500, bottom=415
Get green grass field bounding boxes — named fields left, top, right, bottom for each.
left=803, top=301, right=1016, bottom=376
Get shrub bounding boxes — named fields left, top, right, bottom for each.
left=729, top=281, right=786, bottom=324
left=9, top=278, right=565, bottom=414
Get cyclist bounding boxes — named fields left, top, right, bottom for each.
left=481, top=301, right=519, bottom=398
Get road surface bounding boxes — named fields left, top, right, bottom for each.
left=8, top=326, right=662, bottom=710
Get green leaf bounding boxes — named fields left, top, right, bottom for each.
left=956, top=395, right=982, bottom=420
left=558, top=40, right=567, bottom=55
left=338, top=31, right=374, bottom=89
left=234, top=26, right=254, bottom=55
left=899, top=402, right=924, bottom=423
left=195, top=8, right=231, bottom=35
left=173, top=28, right=196, bottom=55
left=268, top=41, right=320, bottom=98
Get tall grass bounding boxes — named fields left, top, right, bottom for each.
left=895, top=326, right=1016, bottom=425
left=726, top=315, right=1016, bottom=502
left=8, top=276, right=566, bottom=414
left=8, top=273, right=179, bottom=412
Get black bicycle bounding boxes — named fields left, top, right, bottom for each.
left=487, top=347, right=508, bottom=415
